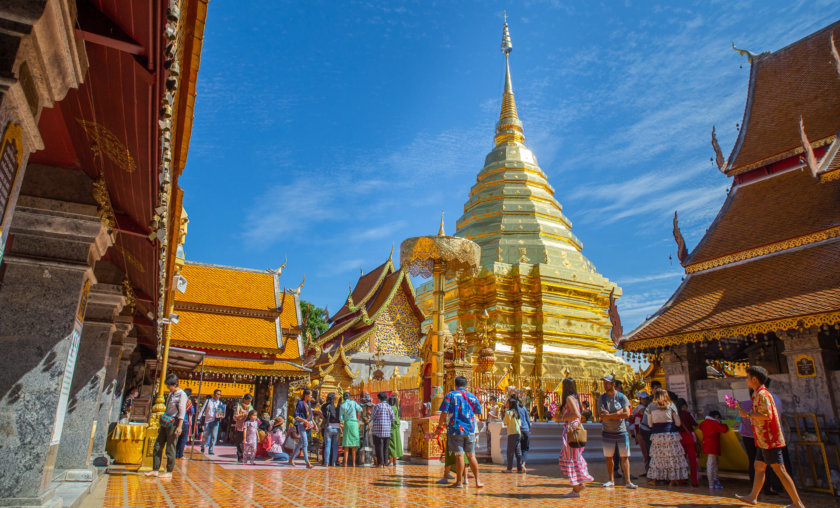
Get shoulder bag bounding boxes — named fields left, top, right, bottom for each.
left=565, top=399, right=587, bottom=448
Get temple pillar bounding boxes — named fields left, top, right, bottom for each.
left=781, top=328, right=840, bottom=425
left=54, top=281, right=125, bottom=480
left=661, top=344, right=706, bottom=407
left=0, top=167, right=111, bottom=507
left=271, top=381, right=289, bottom=421
left=90, top=326, right=134, bottom=467
left=108, top=351, right=135, bottom=425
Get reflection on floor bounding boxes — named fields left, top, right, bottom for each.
left=85, top=445, right=839, bottom=508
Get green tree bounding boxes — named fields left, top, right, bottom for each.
left=300, top=300, right=329, bottom=347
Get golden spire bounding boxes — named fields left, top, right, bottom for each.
left=438, top=211, right=445, bottom=236
left=495, top=17, right=525, bottom=146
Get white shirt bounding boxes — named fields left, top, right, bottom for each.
left=201, top=398, right=221, bottom=422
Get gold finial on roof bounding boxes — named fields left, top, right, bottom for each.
left=731, top=41, right=758, bottom=63
left=388, top=243, right=394, bottom=260
left=438, top=211, right=445, bottom=236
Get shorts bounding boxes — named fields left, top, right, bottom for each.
left=448, top=433, right=476, bottom=454
left=602, top=434, right=630, bottom=458
left=755, top=447, right=784, bottom=465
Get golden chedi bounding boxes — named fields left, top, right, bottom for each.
left=417, top=20, right=632, bottom=384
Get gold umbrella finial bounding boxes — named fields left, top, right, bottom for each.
left=495, top=18, right=524, bottom=145
left=438, top=211, right=445, bottom=236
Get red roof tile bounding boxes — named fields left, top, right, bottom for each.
left=623, top=240, right=840, bottom=346
left=687, top=168, right=840, bottom=266
left=726, top=21, right=840, bottom=175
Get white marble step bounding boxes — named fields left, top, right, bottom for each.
left=496, top=422, right=642, bottom=465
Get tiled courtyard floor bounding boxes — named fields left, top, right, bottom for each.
left=83, top=445, right=840, bottom=507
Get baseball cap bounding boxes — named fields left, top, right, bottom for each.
left=638, top=390, right=650, bottom=399
left=602, top=374, right=616, bottom=383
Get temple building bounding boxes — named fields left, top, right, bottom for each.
left=417, top=21, right=631, bottom=385
left=0, top=1, right=208, bottom=505
left=621, top=20, right=840, bottom=440
left=304, top=253, right=425, bottom=395
left=170, top=261, right=310, bottom=419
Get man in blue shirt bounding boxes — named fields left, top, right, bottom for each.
left=517, top=398, right=531, bottom=470
left=435, top=376, right=484, bottom=488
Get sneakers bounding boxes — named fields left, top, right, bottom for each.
left=435, top=478, right=449, bottom=485
left=200, top=447, right=205, bottom=453
left=626, top=482, right=638, bottom=489
left=713, top=481, right=723, bottom=489
left=603, top=481, right=615, bottom=488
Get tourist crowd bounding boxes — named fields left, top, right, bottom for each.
left=138, top=365, right=804, bottom=507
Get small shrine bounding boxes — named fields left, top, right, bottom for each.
left=304, top=252, right=426, bottom=396
left=170, top=261, right=311, bottom=419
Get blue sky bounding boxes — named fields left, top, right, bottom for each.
left=180, top=1, right=840, bottom=332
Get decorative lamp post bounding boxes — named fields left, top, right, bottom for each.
left=400, top=213, right=480, bottom=411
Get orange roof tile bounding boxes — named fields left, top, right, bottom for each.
left=172, top=310, right=300, bottom=358
left=178, top=262, right=278, bottom=311
left=623, top=240, right=840, bottom=349
left=201, top=356, right=309, bottom=376
left=727, top=21, right=840, bottom=175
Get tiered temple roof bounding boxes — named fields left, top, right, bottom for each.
left=622, top=22, right=840, bottom=352
left=725, top=21, right=840, bottom=176
left=171, top=261, right=309, bottom=380
left=304, top=255, right=425, bottom=385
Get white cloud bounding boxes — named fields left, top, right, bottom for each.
left=355, top=221, right=407, bottom=241
left=618, top=271, right=684, bottom=285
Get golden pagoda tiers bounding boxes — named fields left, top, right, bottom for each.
left=304, top=252, right=426, bottom=394
left=417, top=20, right=631, bottom=384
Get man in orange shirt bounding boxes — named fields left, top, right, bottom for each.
left=735, top=366, right=804, bottom=508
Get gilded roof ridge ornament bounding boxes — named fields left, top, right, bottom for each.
left=799, top=115, right=819, bottom=178
left=731, top=41, right=758, bottom=63
left=711, top=126, right=726, bottom=172
left=266, top=256, right=287, bottom=276
left=831, top=34, right=840, bottom=77
left=295, top=275, right=305, bottom=295
left=672, top=211, right=689, bottom=265
left=347, top=283, right=356, bottom=310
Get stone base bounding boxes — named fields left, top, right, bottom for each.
left=53, top=467, right=97, bottom=482
left=51, top=472, right=104, bottom=508
left=492, top=422, right=642, bottom=465
left=0, top=490, right=61, bottom=508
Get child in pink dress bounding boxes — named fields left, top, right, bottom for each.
left=242, top=410, right=260, bottom=465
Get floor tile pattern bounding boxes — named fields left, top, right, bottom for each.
left=93, top=445, right=839, bottom=508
